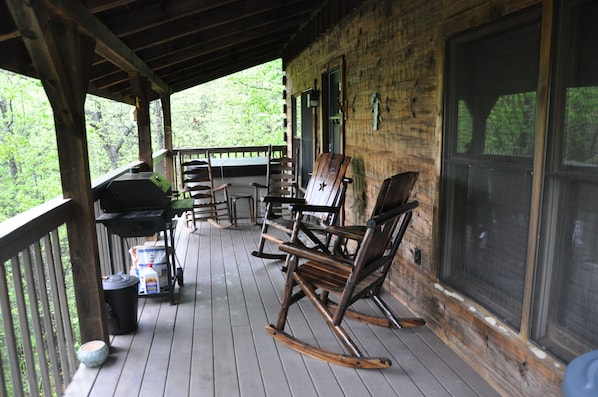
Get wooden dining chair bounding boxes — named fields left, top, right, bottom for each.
left=252, top=152, right=351, bottom=260
left=266, top=172, right=425, bottom=368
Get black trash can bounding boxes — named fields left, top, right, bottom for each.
left=102, top=274, right=139, bottom=335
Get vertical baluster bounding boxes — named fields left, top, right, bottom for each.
left=1, top=257, right=25, bottom=397
left=33, top=240, right=61, bottom=395
left=22, top=247, right=52, bottom=396
left=47, top=230, right=77, bottom=382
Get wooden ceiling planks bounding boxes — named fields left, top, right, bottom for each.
left=0, top=0, right=366, bottom=104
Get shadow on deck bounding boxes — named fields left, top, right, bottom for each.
left=65, top=218, right=500, bottom=397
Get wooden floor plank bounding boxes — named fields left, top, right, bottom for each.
left=240, top=225, right=302, bottom=396
left=232, top=325, right=267, bottom=396
left=64, top=363, right=100, bottom=396
left=87, top=332, right=132, bottom=397
left=190, top=223, right=216, bottom=397
left=64, top=218, right=499, bottom=397
left=296, top=301, right=385, bottom=397
left=111, top=299, right=159, bottom=396
left=137, top=298, right=176, bottom=397
left=416, top=327, right=501, bottom=397
left=209, top=224, right=241, bottom=397
left=221, top=228, right=250, bottom=327
left=163, top=254, right=196, bottom=395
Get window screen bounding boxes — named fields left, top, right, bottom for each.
left=440, top=14, right=540, bottom=329
left=533, top=0, right=598, bottom=362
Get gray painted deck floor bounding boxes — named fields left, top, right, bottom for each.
left=65, top=218, right=500, bottom=397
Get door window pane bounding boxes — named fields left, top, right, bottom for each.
left=324, top=68, right=342, bottom=153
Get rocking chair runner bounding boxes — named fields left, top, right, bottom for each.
left=252, top=152, right=351, bottom=260
left=266, top=172, right=425, bottom=368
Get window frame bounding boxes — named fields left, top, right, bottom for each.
left=321, top=56, right=345, bottom=154
left=439, top=8, right=542, bottom=330
left=532, top=0, right=598, bottom=362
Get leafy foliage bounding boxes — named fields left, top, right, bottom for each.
left=563, top=86, right=598, bottom=165
left=0, top=59, right=284, bottom=222
left=85, top=96, right=139, bottom=176
left=457, top=92, right=536, bottom=157
left=0, top=72, right=59, bottom=220
left=171, top=59, right=285, bottom=147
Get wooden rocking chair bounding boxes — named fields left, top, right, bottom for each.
left=251, top=145, right=298, bottom=223
left=266, top=172, right=425, bottom=368
left=180, top=151, right=232, bottom=230
left=251, top=152, right=351, bottom=260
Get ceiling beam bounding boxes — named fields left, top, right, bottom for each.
left=43, top=0, right=171, bottom=97
left=88, top=0, right=137, bottom=13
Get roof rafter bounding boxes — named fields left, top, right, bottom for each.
left=44, top=0, right=171, bottom=98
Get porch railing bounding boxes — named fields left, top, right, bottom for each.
left=173, top=144, right=286, bottom=190
left=0, top=145, right=280, bottom=395
left=0, top=198, right=78, bottom=397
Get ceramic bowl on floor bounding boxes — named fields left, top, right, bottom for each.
left=77, top=340, right=109, bottom=368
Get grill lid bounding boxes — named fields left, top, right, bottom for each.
left=100, top=171, right=172, bottom=212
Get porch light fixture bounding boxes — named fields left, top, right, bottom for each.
left=129, top=96, right=141, bottom=122
left=307, top=87, right=319, bottom=108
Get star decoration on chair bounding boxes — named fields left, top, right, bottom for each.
left=319, top=181, right=327, bottom=191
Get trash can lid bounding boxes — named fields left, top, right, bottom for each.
left=563, top=349, right=598, bottom=397
left=102, top=274, right=139, bottom=290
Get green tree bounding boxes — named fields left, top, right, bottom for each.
left=171, top=59, right=285, bottom=147
left=563, top=86, right=598, bottom=165
left=0, top=59, right=285, bottom=221
left=0, top=71, right=58, bottom=220
left=85, top=95, right=138, bottom=177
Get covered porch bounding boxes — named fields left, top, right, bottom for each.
left=3, top=0, right=586, bottom=395
left=65, top=218, right=499, bottom=396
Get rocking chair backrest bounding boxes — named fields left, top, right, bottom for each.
left=180, top=150, right=231, bottom=226
left=252, top=145, right=297, bottom=220
left=338, top=172, right=419, bottom=311
left=302, top=152, right=351, bottom=224
left=265, top=146, right=297, bottom=198
left=353, top=201, right=417, bottom=275
left=181, top=151, right=216, bottom=201
left=371, top=171, right=418, bottom=215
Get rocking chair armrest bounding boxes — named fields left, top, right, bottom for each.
left=325, top=225, right=367, bottom=241
left=262, top=195, right=305, bottom=205
left=213, top=182, right=231, bottom=192
left=290, top=204, right=340, bottom=215
left=279, top=241, right=354, bottom=267
left=180, top=187, right=194, bottom=198
left=251, top=182, right=268, bottom=189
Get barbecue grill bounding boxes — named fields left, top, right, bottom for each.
left=96, top=169, right=193, bottom=305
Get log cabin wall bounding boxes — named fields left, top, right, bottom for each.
left=284, top=0, right=565, bottom=395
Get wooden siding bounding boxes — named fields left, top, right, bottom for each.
left=284, top=0, right=564, bottom=396
left=65, top=219, right=499, bottom=397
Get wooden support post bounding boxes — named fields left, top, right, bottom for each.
left=130, top=72, right=153, bottom=171
left=6, top=1, right=109, bottom=344
left=161, top=95, right=175, bottom=184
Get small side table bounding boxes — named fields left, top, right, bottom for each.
left=229, top=194, right=255, bottom=226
